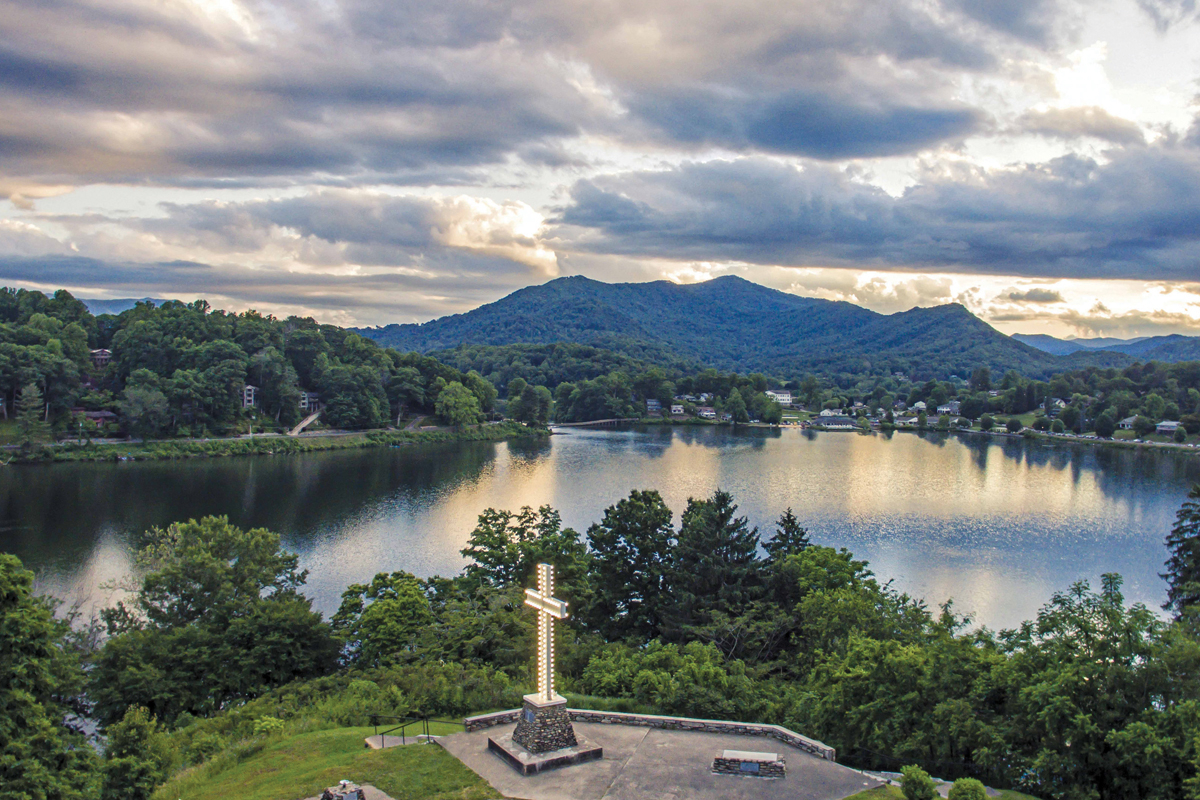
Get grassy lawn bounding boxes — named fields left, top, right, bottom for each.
left=842, top=784, right=1041, bottom=800
left=155, top=726, right=499, bottom=800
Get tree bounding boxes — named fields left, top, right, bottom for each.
left=0, top=554, right=99, bottom=798
left=764, top=508, right=810, bottom=563
left=947, top=778, right=987, bottom=800
left=1176, top=426, right=1189, bottom=443
left=968, top=367, right=991, bottom=393
left=585, top=490, right=675, bottom=641
left=979, top=414, right=994, bottom=431
left=119, top=386, right=169, bottom=440
left=15, top=382, right=50, bottom=448
left=1051, top=419, right=1065, bottom=433
left=1164, top=485, right=1200, bottom=621
left=666, top=490, right=761, bottom=634
left=101, top=706, right=175, bottom=800
left=460, top=506, right=587, bottom=590
left=1006, top=417, right=1022, bottom=433
left=900, top=765, right=937, bottom=800
left=435, top=381, right=482, bottom=427
left=725, top=388, right=748, bottom=423
left=90, top=517, right=338, bottom=726
left=917, top=411, right=928, bottom=429
left=1094, top=411, right=1116, bottom=438
left=1133, top=415, right=1155, bottom=437
left=332, top=571, right=433, bottom=667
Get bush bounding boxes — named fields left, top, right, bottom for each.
left=1094, top=412, right=1116, bottom=438
left=900, top=764, right=937, bottom=800
left=1175, top=426, right=1188, bottom=443
left=979, top=414, right=994, bottom=431
left=252, top=717, right=285, bottom=737
left=947, top=777, right=987, bottom=800
left=1052, top=419, right=1065, bottom=433
left=1006, top=418, right=1022, bottom=433
left=1033, top=416, right=1050, bottom=431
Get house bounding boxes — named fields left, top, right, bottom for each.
left=73, top=408, right=118, bottom=429
left=697, top=406, right=716, bottom=419
left=90, top=349, right=112, bottom=369
left=764, top=389, right=792, bottom=406
left=819, top=408, right=843, bottom=417
left=1157, top=420, right=1183, bottom=436
left=670, top=403, right=684, bottom=415
left=719, top=412, right=733, bottom=422
left=299, top=391, right=321, bottom=413
left=698, top=393, right=713, bottom=403
left=912, top=401, right=927, bottom=411
left=645, top=399, right=662, bottom=414
left=936, top=400, right=961, bottom=416
left=242, top=384, right=258, bottom=408
left=893, top=400, right=908, bottom=411
left=816, top=415, right=858, bottom=429
left=1118, top=416, right=1138, bottom=430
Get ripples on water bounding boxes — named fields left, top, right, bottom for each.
left=3, top=426, right=1196, bottom=631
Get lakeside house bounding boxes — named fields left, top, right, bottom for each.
left=1118, top=416, right=1138, bottom=430
left=1157, top=420, right=1182, bottom=436
left=670, top=403, right=684, bottom=415
left=90, top=349, right=112, bottom=369
left=936, top=400, right=961, bottom=416
left=912, top=401, right=927, bottom=411
left=646, top=399, right=662, bottom=414
left=697, top=406, right=716, bottom=419
left=299, top=391, right=321, bottom=413
left=764, top=389, right=792, bottom=405
left=242, top=384, right=258, bottom=408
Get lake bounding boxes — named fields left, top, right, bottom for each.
left=4, top=426, right=1197, bottom=631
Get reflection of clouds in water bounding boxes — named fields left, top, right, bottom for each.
left=5, top=427, right=1196, bottom=630
left=30, top=524, right=134, bottom=617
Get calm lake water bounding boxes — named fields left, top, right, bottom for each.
left=4, top=426, right=1197, bottom=631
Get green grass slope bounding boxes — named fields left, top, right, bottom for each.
left=155, top=726, right=499, bottom=800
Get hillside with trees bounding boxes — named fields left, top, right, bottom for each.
left=0, top=287, right=500, bottom=444
left=356, top=275, right=1131, bottom=382
left=10, top=486, right=1200, bottom=800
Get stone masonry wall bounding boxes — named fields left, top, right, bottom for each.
left=712, top=756, right=787, bottom=778
left=461, top=708, right=835, bottom=761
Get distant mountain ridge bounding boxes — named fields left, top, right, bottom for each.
left=81, top=298, right=169, bottom=315
left=356, top=275, right=1133, bottom=379
left=1013, top=332, right=1200, bottom=362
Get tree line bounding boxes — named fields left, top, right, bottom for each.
left=0, top=288, right=501, bottom=444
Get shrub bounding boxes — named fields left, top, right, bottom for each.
left=979, top=414, right=994, bottom=431
left=1051, top=419, right=1065, bottom=433
left=1094, top=412, right=1116, bottom=438
left=252, top=717, right=285, bottom=737
left=947, top=777, right=987, bottom=800
left=1006, top=418, right=1022, bottom=433
left=1033, top=416, right=1050, bottom=431
left=900, top=764, right=937, bottom=800
left=1175, top=426, right=1188, bottom=443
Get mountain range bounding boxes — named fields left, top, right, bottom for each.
left=1012, top=333, right=1200, bottom=361
left=355, top=275, right=1139, bottom=380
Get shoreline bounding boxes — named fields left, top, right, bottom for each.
left=4, top=422, right=547, bottom=465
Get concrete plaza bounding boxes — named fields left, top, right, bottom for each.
left=437, top=720, right=884, bottom=800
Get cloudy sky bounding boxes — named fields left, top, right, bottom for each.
left=3, top=0, right=1200, bottom=336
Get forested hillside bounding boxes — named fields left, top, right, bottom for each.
left=357, top=275, right=1130, bottom=381
left=1015, top=332, right=1200, bottom=362
left=0, top=287, right=498, bottom=441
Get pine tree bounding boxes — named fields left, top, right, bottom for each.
left=1163, top=484, right=1200, bottom=620
left=666, top=490, right=760, bottom=634
left=15, top=382, right=50, bottom=448
left=763, top=508, right=811, bottom=563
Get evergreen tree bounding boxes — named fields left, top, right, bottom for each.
left=763, top=508, right=811, bottom=563
left=665, top=490, right=760, bottom=635
left=15, top=382, right=50, bottom=448
left=725, top=388, right=749, bottom=423
left=101, top=706, right=175, bottom=800
left=585, top=490, right=675, bottom=641
left=1164, top=484, right=1200, bottom=621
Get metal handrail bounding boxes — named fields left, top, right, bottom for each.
left=368, top=713, right=465, bottom=748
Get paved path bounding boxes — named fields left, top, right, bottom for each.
left=438, top=721, right=883, bottom=800
left=297, top=784, right=396, bottom=800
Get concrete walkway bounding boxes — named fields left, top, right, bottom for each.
left=438, top=721, right=883, bottom=800
left=297, top=784, right=396, bottom=800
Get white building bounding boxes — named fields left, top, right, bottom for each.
left=937, top=400, right=961, bottom=416
left=670, top=403, right=685, bottom=415
left=697, top=406, right=716, bottom=419
left=912, top=401, right=927, bottom=411
left=242, top=384, right=258, bottom=408
left=764, top=389, right=792, bottom=406
left=1158, top=420, right=1183, bottom=436
left=1118, top=416, right=1138, bottom=430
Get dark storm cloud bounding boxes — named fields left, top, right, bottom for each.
left=1004, top=288, right=1065, bottom=303
left=1019, top=106, right=1145, bottom=145
left=0, top=0, right=1080, bottom=189
left=554, top=145, right=1200, bottom=281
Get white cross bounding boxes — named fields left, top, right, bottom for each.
left=524, top=563, right=568, bottom=702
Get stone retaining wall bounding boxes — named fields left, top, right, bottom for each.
left=461, top=708, right=835, bottom=761
left=712, top=755, right=786, bottom=778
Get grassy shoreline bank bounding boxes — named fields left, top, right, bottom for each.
left=6, top=422, right=546, bottom=464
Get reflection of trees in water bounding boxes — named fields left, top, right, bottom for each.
left=0, top=443, right=500, bottom=570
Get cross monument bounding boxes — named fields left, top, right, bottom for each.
left=524, top=562, right=568, bottom=702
